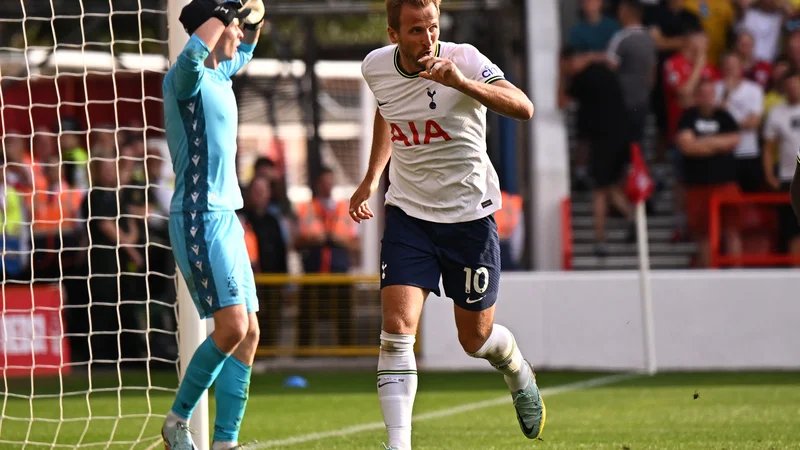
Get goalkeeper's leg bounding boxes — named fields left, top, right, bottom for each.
left=212, top=258, right=260, bottom=450
left=164, top=212, right=259, bottom=449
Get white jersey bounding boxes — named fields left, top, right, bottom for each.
left=714, top=79, right=764, bottom=159
left=763, top=102, right=800, bottom=181
left=361, top=41, right=505, bottom=223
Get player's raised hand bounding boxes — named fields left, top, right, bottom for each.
left=349, top=179, right=377, bottom=223
left=239, top=0, right=265, bottom=29
left=418, top=56, right=466, bottom=88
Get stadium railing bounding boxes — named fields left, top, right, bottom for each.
left=252, top=273, right=401, bottom=357
left=709, top=192, right=800, bottom=268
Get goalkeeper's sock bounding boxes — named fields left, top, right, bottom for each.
left=468, top=324, right=532, bottom=391
left=213, top=355, right=252, bottom=444
left=170, top=336, right=229, bottom=420
left=377, top=331, right=417, bottom=450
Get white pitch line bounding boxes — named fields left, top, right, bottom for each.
left=254, top=372, right=638, bottom=449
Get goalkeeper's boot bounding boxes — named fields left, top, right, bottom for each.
left=511, top=360, right=546, bottom=440
left=162, top=422, right=198, bottom=450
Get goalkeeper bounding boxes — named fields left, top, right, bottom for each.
left=161, top=0, right=264, bottom=449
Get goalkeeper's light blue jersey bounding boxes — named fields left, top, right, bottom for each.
left=163, top=34, right=255, bottom=213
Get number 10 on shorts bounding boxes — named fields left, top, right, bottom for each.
left=464, top=267, right=489, bottom=294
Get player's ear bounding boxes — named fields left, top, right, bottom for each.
left=388, top=27, right=399, bottom=44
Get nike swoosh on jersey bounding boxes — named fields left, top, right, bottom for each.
left=466, top=296, right=485, bottom=304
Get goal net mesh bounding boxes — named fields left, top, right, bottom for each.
left=1, top=1, right=177, bottom=448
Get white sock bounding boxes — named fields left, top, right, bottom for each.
left=377, top=331, right=418, bottom=450
left=468, top=324, right=532, bottom=392
left=211, top=441, right=236, bottom=450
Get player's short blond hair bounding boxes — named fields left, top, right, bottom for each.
left=385, top=0, right=442, bottom=32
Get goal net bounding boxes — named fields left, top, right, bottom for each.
left=0, top=0, right=382, bottom=446
left=1, top=1, right=178, bottom=448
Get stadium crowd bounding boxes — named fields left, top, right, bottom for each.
left=560, top=0, right=800, bottom=267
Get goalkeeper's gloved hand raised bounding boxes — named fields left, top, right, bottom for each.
left=239, top=0, right=265, bottom=30
left=212, top=1, right=251, bottom=27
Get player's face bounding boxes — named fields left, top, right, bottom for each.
left=389, top=3, right=440, bottom=72
left=216, top=22, right=244, bottom=62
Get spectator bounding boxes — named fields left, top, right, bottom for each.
left=764, top=58, right=791, bottom=114
left=676, top=78, right=742, bottom=267
left=735, top=30, right=774, bottom=88
left=761, top=70, right=800, bottom=258
left=560, top=47, right=635, bottom=257
left=81, top=157, right=142, bottom=366
left=495, top=191, right=525, bottom=270
left=738, top=0, right=790, bottom=64
left=569, top=0, right=621, bottom=53
left=3, top=131, right=34, bottom=191
left=715, top=52, right=765, bottom=192
left=240, top=176, right=288, bottom=347
left=606, top=0, right=657, bottom=148
left=664, top=27, right=720, bottom=240
left=58, top=117, right=89, bottom=189
left=253, top=156, right=279, bottom=181
left=683, top=0, right=736, bottom=65
left=646, top=0, right=703, bottom=157
left=294, top=167, right=358, bottom=347
left=785, top=29, right=800, bottom=71
left=30, top=155, right=83, bottom=280
left=0, top=159, right=27, bottom=280
left=243, top=176, right=288, bottom=275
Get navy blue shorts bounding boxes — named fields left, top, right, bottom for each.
left=380, top=205, right=500, bottom=311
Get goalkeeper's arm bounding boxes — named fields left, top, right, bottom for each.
left=173, top=1, right=251, bottom=98
left=241, top=0, right=265, bottom=45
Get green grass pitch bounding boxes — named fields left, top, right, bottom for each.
left=1, top=370, right=799, bottom=449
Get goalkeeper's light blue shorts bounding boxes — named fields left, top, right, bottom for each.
left=169, top=211, right=259, bottom=319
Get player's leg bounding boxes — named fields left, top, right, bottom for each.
left=378, top=206, right=441, bottom=450
left=212, top=235, right=261, bottom=450
left=162, top=212, right=250, bottom=449
left=439, top=216, right=545, bottom=440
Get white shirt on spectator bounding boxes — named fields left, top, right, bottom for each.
left=715, top=79, right=764, bottom=159
left=739, top=8, right=784, bottom=63
left=763, top=102, right=800, bottom=182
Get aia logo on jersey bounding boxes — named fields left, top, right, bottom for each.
left=390, top=120, right=452, bottom=146
left=427, top=88, right=437, bottom=109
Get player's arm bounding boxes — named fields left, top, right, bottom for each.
left=349, top=108, right=391, bottom=222
left=419, top=55, right=533, bottom=121
left=240, top=0, right=265, bottom=45
left=173, top=2, right=247, bottom=98
left=216, top=1, right=264, bottom=77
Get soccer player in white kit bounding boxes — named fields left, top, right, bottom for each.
left=349, top=0, right=545, bottom=448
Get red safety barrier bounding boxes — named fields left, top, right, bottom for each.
left=562, top=197, right=572, bottom=270
left=709, top=192, right=800, bottom=268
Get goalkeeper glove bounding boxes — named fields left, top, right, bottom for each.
left=239, top=0, right=265, bottom=30
left=212, top=1, right=251, bottom=27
